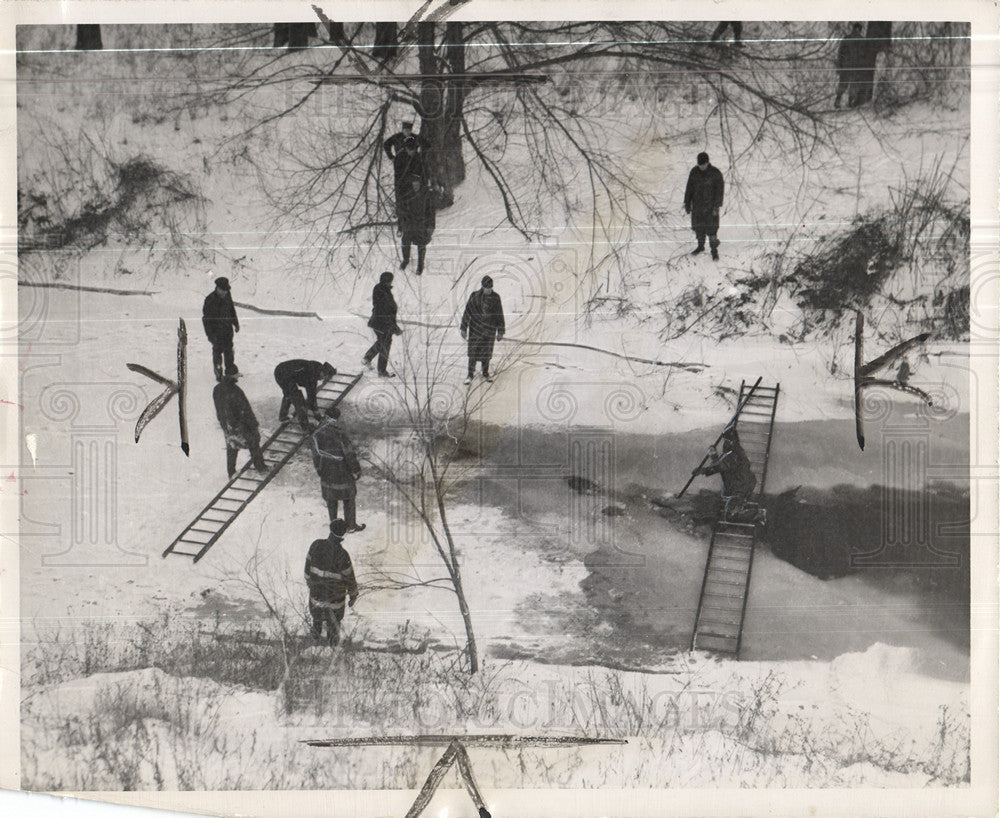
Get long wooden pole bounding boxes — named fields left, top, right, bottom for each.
left=676, top=376, right=763, bottom=498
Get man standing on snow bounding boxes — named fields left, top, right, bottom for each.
left=274, top=359, right=336, bottom=431
left=393, top=135, right=436, bottom=275
left=362, top=272, right=403, bottom=377
left=383, top=119, right=430, bottom=161
left=834, top=23, right=867, bottom=109
left=304, top=518, right=359, bottom=647
left=694, top=424, right=758, bottom=521
left=460, top=275, right=506, bottom=385
left=312, top=405, right=366, bottom=533
left=212, top=366, right=267, bottom=479
left=683, top=152, right=725, bottom=260
left=202, top=276, right=240, bottom=381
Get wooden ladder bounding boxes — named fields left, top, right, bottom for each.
left=690, top=381, right=780, bottom=656
left=162, top=372, right=363, bottom=563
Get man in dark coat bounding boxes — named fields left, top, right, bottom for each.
left=202, top=276, right=240, bottom=382
left=212, top=366, right=267, bottom=479
left=274, top=359, right=336, bottom=431
left=393, top=136, right=436, bottom=275
left=362, top=272, right=403, bottom=377
left=312, top=406, right=365, bottom=533
left=460, top=275, right=506, bottom=384
left=304, top=518, right=359, bottom=647
left=683, top=152, right=725, bottom=260
left=695, top=424, right=758, bottom=521
left=834, top=23, right=867, bottom=109
left=383, top=120, right=430, bottom=161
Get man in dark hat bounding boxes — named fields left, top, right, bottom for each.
left=273, top=359, right=336, bottom=432
left=312, top=405, right=366, bottom=533
left=460, top=276, right=506, bottom=384
left=304, top=518, right=359, bottom=647
left=212, top=366, right=267, bottom=479
left=393, top=136, right=436, bottom=275
left=694, top=424, right=759, bottom=521
left=202, top=276, right=240, bottom=381
left=834, top=23, right=867, bottom=109
left=683, top=152, right=726, bottom=260
left=362, top=272, right=403, bottom=377
left=383, top=120, right=430, bottom=161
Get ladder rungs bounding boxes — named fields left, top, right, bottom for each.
left=705, top=577, right=746, bottom=588
left=699, top=614, right=740, bottom=628
left=703, top=591, right=745, bottom=603
left=708, top=566, right=749, bottom=576
left=697, top=631, right=739, bottom=643
left=713, top=539, right=752, bottom=550
left=188, top=527, right=221, bottom=535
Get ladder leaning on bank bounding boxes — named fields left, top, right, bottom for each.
left=690, top=381, right=780, bottom=656
left=162, top=372, right=363, bottom=564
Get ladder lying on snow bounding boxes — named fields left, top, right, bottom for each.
left=162, top=372, right=363, bottom=563
left=690, top=381, right=780, bottom=656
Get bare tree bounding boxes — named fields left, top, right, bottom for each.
left=356, top=312, right=521, bottom=675
left=176, top=21, right=842, bottom=287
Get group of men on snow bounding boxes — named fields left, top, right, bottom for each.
left=195, top=24, right=907, bottom=640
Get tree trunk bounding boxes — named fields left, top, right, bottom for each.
left=75, top=24, right=102, bottom=51
left=374, top=22, right=398, bottom=64
left=417, top=22, right=465, bottom=206
left=442, top=22, right=467, bottom=190
left=442, top=528, right=479, bottom=674
left=288, top=23, right=317, bottom=51
left=433, top=468, right=479, bottom=675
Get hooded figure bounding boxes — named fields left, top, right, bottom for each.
left=312, top=406, right=365, bottom=532
left=212, top=367, right=267, bottom=478
left=393, top=136, right=436, bottom=274
left=202, top=276, right=240, bottom=381
left=683, top=152, right=725, bottom=259
left=273, top=359, right=336, bottom=431
left=460, top=275, right=506, bottom=383
left=362, top=272, right=403, bottom=377
left=304, top=518, right=359, bottom=647
left=696, top=424, right=758, bottom=520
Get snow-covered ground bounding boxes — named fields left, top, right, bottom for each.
left=9, top=20, right=987, bottom=809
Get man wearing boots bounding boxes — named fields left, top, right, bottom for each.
left=212, top=366, right=267, bottom=479
left=393, top=135, right=436, bottom=275
left=202, top=276, right=240, bottom=381
left=312, top=406, right=366, bottom=533
left=304, top=518, right=359, bottom=647
left=362, top=272, right=403, bottom=377
left=460, top=276, right=506, bottom=385
left=683, top=152, right=725, bottom=260
left=274, top=359, right=336, bottom=431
